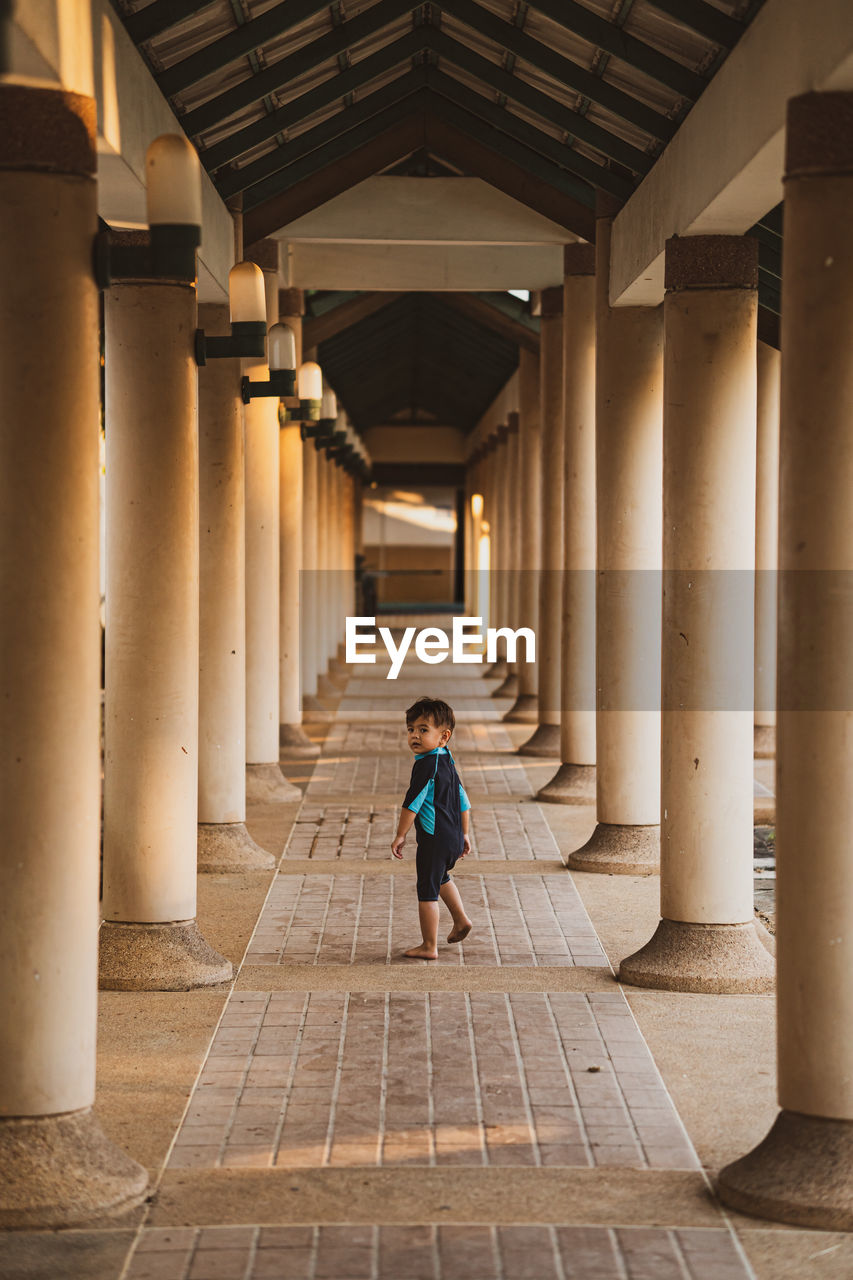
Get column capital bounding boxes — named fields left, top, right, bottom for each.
left=540, top=285, right=563, bottom=316
left=0, top=84, right=96, bottom=176
left=279, top=287, right=305, bottom=316
left=563, top=244, right=596, bottom=277
left=664, top=236, right=758, bottom=292
left=786, top=91, right=853, bottom=178
left=245, top=238, right=280, bottom=273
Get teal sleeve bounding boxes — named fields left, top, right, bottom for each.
left=459, top=784, right=471, bottom=813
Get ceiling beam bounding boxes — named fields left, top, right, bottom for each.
left=304, top=293, right=400, bottom=347
left=202, top=29, right=425, bottom=171
left=425, top=29, right=652, bottom=176
left=284, top=243, right=565, bottom=291
left=425, top=68, right=634, bottom=201
left=156, top=0, right=330, bottom=97
left=243, top=113, right=425, bottom=245
left=432, top=292, right=540, bottom=353
left=224, top=70, right=428, bottom=201
left=527, top=0, right=706, bottom=99
left=437, top=0, right=676, bottom=142
left=645, top=0, right=745, bottom=48
left=180, top=0, right=414, bottom=137
left=123, top=0, right=217, bottom=45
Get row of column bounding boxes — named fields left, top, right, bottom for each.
left=471, top=90, right=853, bottom=1230
left=0, top=88, right=360, bottom=1226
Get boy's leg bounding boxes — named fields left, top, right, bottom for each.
left=440, top=879, right=472, bottom=943
left=404, top=901, right=439, bottom=959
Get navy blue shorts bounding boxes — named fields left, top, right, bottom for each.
left=415, top=832, right=460, bottom=901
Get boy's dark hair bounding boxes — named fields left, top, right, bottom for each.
left=405, top=697, right=456, bottom=733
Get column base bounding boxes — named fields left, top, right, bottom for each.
left=537, top=762, right=596, bottom=802
left=318, top=672, right=345, bottom=697
left=717, top=1111, right=853, bottom=1231
left=618, top=918, right=775, bottom=994
left=518, top=724, right=562, bottom=757
left=492, top=672, right=519, bottom=699
left=328, top=656, right=349, bottom=679
left=99, top=919, right=232, bottom=991
left=0, top=1109, right=148, bottom=1229
left=197, top=822, right=275, bottom=873
left=302, top=694, right=333, bottom=723
left=504, top=694, right=539, bottom=723
left=484, top=658, right=510, bottom=680
left=568, top=823, right=660, bottom=875
left=246, top=762, right=301, bottom=803
left=279, top=722, right=321, bottom=756
left=754, top=724, right=776, bottom=759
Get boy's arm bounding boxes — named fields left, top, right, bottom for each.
left=460, top=806, right=471, bottom=856
left=391, top=806, right=416, bottom=858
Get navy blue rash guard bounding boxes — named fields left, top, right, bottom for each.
left=403, top=746, right=471, bottom=901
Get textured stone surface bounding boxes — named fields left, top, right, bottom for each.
left=99, top=920, right=233, bottom=992
left=503, top=693, right=539, bottom=723
left=718, top=1111, right=853, bottom=1230
left=197, top=822, right=275, bottom=874
left=245, top=763, right=301, bottom=803
left=517, top=723, right=562, bottom=758
left=278, top=722, right=321, bottom=755
left=619, top=919, right=775, bottom=994
left=537, top=761, right=596, bottom=802
left=0, top=1110, right=147, bottom=1229
left=569, top=823, right=660, bottom=875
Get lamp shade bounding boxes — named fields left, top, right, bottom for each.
left=320, top=384, right=337, bottom=419
left=146, top=135, right=202, bottom=227
left=298, top=361, right=323, bottom=401
left=471, top=493, right=484, bottom=519
left=268, top=322, right=296, bottom=372
left=229, top=262, right=266, bottom=324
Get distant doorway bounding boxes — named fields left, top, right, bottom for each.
left=362, top=485, right=464, bottom=614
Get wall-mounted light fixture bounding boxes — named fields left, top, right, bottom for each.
left=195, top=260, right=268, bottom=366
left=297, top=361, right=323, bottom=421
left=95, top=135, right=202, bottom=287
left=471, top=493, right=484, bottom=519
left=300, top=382, right=336, bottom=440
left=241, top=322, right=296, bottom=403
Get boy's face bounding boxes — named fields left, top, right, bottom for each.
left=406, top=715, right=451, bottom=755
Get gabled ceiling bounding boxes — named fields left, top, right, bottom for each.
left=112, top=0, right=777, bottom=429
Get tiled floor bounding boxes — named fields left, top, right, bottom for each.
left=246, top=875, right=607, bottom=966
left=168, top=991, right=696, bottom=1172
left=125, top=1224, right=750, bottom=1280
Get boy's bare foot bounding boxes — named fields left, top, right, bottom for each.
left=447, top=921, right=472, bottom=944
left=404, top=945, right=438, bottom=960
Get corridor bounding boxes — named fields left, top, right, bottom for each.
left=7, top=633, right=847, bottom=1279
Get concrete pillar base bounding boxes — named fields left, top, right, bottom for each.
left=492, top=673, right=519, bottom=699
left=504, top=694, right=539, bottom=723
left=246, top=763, right=301, bottom=804
left=717, top=1111, right=853, bottom=1231
left=318, top=671, right=346, bottom=696
left=279, top=723, right=321, bottom=756
left=328, top=656, right=349, bottom=678
left=568, top=823, right=660, bottom=875
left=537, top=762, right=596, bottom=802
left=754, top=799, right=776, bottom=826
left=197, top=823, right=275, bottom=874
left=518, top=724, right=562, bottom=757
left=99, top=920, right=232, bottom=991
left=618, top=919, right=775, bottom=994
left=484, top=658, right=510, bottom=680
left=0, top=1109, right=148, bottom=1229
left=302, top=695, right=334, bottom=723
left=754, top=724, right=776, bottom=759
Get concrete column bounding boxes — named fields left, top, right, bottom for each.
left=0, top=84, right=147, bottom=1227
left=245, top=259, right=300, bottom=801
left=197, top=304, right=275, bottom=871
left=278, top=288, right=318, bottom=756
left=301, top=439, right=326, bottom=721
left=718, top=89, right=853, bottom=1233
left=316, top=450, right=340, bottom=699
left=754, top=340, right=781, bottom=759
left=619, top=235, right=773, bottom=995
left=327, top=460, right=349, bottom=682
left=493, top=414, right=522, bottom=698
left=539, top=248, right=597, bottom=796
left=100, top=275, right=234, bottom=993
left=485, top=424, right=510, bottom=679
left=569, top=218, right=664, bottom=873
left=519, top=288, right=563, bottom=755
left=506, top=348, right=541, bottom=723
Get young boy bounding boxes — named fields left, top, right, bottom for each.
left=391, top=697, right=473, bottom=960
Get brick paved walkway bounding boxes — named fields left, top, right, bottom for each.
left=114, top=646, right=758, bottom=1280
